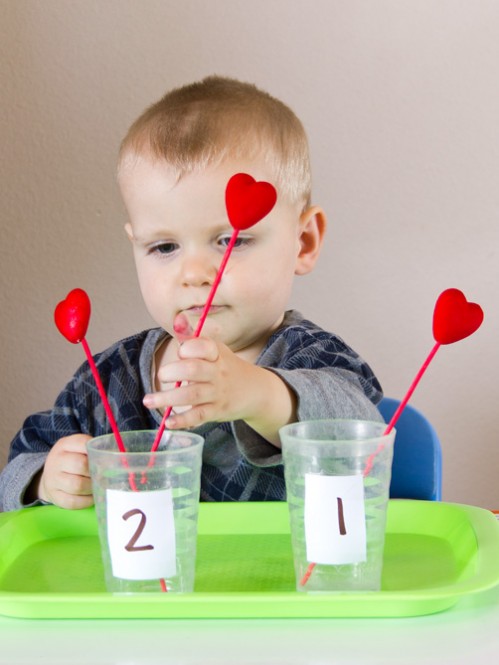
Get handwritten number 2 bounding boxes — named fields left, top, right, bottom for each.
left=122, top=508, right=154, bottom=552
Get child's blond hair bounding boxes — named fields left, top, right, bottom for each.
left=118, top=75, right=311, bottom=207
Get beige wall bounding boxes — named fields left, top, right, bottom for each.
left=1, top=0, right=498, bottom=508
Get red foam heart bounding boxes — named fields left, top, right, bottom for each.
left=54, top=288, right=91, bottom=344
left=225, top=173, right=277, bottom=230
left=433, top=288, right=483, bottom=345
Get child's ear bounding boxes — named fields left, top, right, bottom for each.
left=295, top=206, right=327, bottom=275
left=125, top=223, right=134, bottom=242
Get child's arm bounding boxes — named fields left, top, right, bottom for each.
left=29, top=434, right=94, bottom=510
left=143, top=337, right=296, bottom=447
left=143, top=315, right=383, bottom=450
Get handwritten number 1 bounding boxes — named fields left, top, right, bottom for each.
left=122, top=508, right=154, bottom=552
left=337, top=497, right=347, bottom=535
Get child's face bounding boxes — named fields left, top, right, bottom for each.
left=119, top=154, right=316, bottom=359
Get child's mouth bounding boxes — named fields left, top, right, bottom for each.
left=186, top=305, right=223, bottom=316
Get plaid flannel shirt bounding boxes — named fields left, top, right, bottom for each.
left=0, top=311, right=382, bottom=511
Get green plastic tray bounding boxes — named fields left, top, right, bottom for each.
left=0, top=500, right=497, bottom=619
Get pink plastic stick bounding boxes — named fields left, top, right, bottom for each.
left=81, top=338, right=126, bottom=453
left=81, top=338, right=138, bottom=493
left=192, top=230, right=240, bottom=337
left=383, top=342, right=441, bottom=435
left=362, top=341, right=442, bottom=477
left=150, top=229, right=240, bottom=453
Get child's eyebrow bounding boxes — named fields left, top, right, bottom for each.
left=131, top=221, right=239, bottom=243
left=130, top=228, right=176, bottom=243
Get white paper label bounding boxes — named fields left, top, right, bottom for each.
left=106, top=488, right=176, bottom=580
left=304, top=474, right=366, bottom=565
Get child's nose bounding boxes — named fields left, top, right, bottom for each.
left=180, top=251, right=217, bottom=287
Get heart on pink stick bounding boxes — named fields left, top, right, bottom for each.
left=195, top=172, right=276, bottom=337
left=54, top=288, right=91, bottom=344
left=150, top=173, right=277, bottom=454
left=432, top=288, right=484, bottom=345
left=53, top=288, right=129, bottom=459
left=381, top=287, right=484, bottom=438
left=225, top=173, right=277, bottom=230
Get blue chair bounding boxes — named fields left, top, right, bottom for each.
left=378, top=397, right=442, bottom=501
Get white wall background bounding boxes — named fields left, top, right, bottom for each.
left=1, top=0, right=497, bottom=508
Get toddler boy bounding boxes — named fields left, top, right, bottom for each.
left=0, top=76, right=382, bottom=511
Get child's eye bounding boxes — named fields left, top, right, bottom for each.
left=217, top=234, right=253, bottom=249
left=149, top=242, right=178, bottom=256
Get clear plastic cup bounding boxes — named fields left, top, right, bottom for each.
left=280, top=419, right=395, bottom=592
left=87, top=430, right=203, bottom=594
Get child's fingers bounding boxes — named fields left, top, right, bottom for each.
left=177, top=337, right=220, bottom=362
left=56, top=470, right=93, bottom=496
left=156, top=357, right=217, bottom=386
left=38, top=464, right=94, bottom=508
left=59, top=453, right=91, bottom=479
left=56, top=435, right=92, bottom=477
left=39, top=434, right=94, bottom=507
left=57, top=434, right=92, bottom=454
left=164, top=404, right=214, bottom=431
left=50, top=490, right=94, bottom=511
left=143, top=381, right=213, bottom=412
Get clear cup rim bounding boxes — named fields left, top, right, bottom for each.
left=279, top=418, right=394, bottom=446
left=86, top=429, right=204, bottom=456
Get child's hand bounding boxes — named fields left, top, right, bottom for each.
left=36, top=434, right=94, bottom=509
left=143, top=337, right=296, bottom=446
left=146, top=337, right=256, bottom=426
